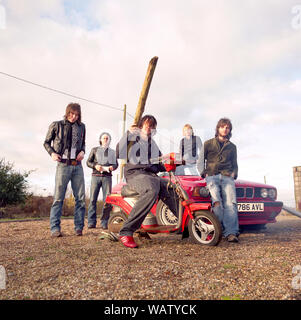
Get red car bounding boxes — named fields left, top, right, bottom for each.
left=110, top=172, right=283, bottom=230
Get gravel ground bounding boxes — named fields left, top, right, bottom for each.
left=0, top=213, right=301, bottom=300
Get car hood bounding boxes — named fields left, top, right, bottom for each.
left=111, top=176, right=277, bottom=194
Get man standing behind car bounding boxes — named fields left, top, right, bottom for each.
left=197, top=118, right=239, bottom=242
left=86, top=132, right=118, bottom=230
left=176, top=124, right=202, bottom=175
left=44, top=103, right=86, bottom=237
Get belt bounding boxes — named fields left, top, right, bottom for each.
left=60, top=159, right=81, bottom=166
left=92, top=173, right=112, bottom=177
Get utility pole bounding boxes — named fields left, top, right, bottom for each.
left=122, top=104, right=127, bottom=135
left=120, top=104, right=127, bottom=181
left=133, top=56, right=159, bottom=125
left=120, top=57, right=159, bottom=181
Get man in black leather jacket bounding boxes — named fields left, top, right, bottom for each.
left=44, top=103, right=86, bottom=237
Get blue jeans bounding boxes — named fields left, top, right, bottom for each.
left=205, top=174, right=239, bottom=237
left=50, top=162, right=86, bottom=232
left=87, top=175, right=112, bottom=228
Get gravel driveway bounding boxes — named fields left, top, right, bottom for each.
left=0, top=213, right=301, bottom=300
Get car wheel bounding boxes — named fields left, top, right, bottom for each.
left=240, top=224, right=267, bottom=232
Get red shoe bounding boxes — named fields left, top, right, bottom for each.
left=119, top=235, right=138, bottom=248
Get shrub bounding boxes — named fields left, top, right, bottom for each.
left=0, top=158, right=32, bottom=208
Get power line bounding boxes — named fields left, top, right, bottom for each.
left=0, top=70, right=175, bottom=145
left=0, top=71, right=123, bottom=112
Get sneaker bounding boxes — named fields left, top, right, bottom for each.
left=75, top=230, right=83, bottom=236
left=51, top=230, right=62, bottom=238
left=109, top=232, right=119, bottom=242
left=88, top=225, right=96, bottom=229
left=227, top=234, right=239, bottom=243
left=99, top=232, right=119, bottom=242
left=119, top=235, right=138, bottom=248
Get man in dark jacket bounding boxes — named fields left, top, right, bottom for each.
left=86, top=132, right=118, bottom=229
left=197, top=118, right=239, bottom=242
left=116, top=115, right=178, bottom=248
left=44, top=103, right=86, bottom=237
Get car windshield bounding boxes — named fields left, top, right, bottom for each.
left=175, top=165, right=200, bottom=176
left=159, top=165, right=200, bottom=176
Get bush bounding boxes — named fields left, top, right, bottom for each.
left=0, top=193, right=104, bottom=220
left=0, top=158, right=32, bottom=208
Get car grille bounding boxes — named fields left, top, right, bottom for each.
left=236, top=187, right=254, bottom=199
left=254, top=188, right=263, bottom=198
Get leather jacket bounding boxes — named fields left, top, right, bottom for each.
left=43, top=120, right=86, bottom=157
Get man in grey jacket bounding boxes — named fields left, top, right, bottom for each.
left=86, top=132, right=118, bottom=229
left=197, top=118, right=239, bottom=242
left=44, top=103, right=86, bottom=237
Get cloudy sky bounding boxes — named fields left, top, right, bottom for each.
left=0, top=0, right=300, bottom=206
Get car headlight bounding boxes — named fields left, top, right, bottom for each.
left=268, top=189, right=276, bottom=199
left=192, top=186, right=210, bottom=198
left=260, top=188, right=268, bottom=198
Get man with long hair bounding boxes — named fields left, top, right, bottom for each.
left=116, top=115, right=178, bottom=248
left=44, top=103, right=86, bottom=237
left=197, top=118, right=239, bottom=242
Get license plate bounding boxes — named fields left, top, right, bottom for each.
left=237, top=203, right=264, bottom=212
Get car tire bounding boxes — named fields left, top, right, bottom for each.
left=240, top=224, right=267, bottom=232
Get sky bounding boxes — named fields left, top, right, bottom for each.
left=0, top=0, right=300, bottom=207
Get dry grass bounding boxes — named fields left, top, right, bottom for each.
left=0, top=213, right=301, bottom=300
left=0, top=195, right=103, bottom=220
